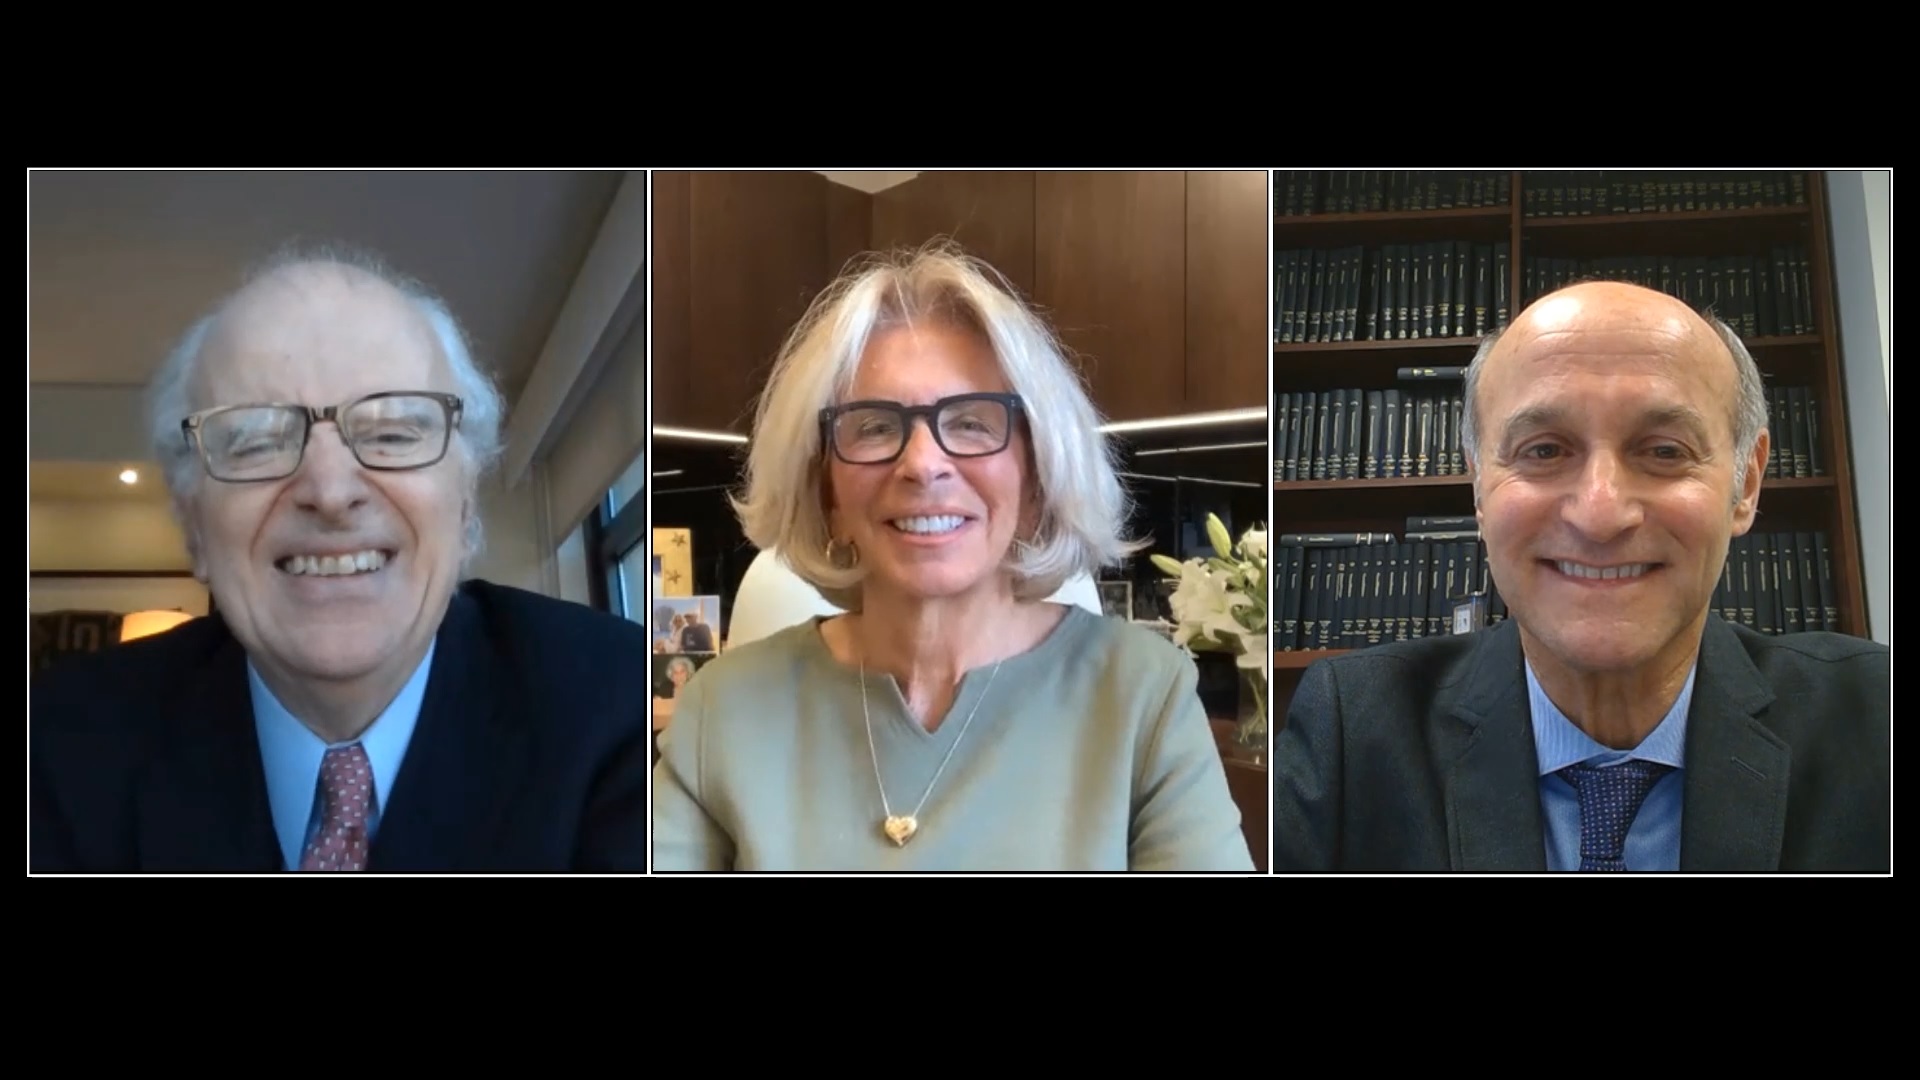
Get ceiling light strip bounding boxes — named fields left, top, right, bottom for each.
left=1134, top=440, right=1268, bottom=456
left=652, top=426, right=750, bottom=445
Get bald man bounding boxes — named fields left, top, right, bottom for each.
left=31, top=247, right=652, bottom=873
left=1273, top=282, right=1889, bottom=873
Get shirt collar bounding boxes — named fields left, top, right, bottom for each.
left=1527, top=655, right=1694, bottom=776
left=250, top=640, right=436, bottom=865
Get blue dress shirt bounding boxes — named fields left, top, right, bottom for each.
left=1528, top=658, right=1693, bottom=872
left=250, top=642, right=435, bottom=870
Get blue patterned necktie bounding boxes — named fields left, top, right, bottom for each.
left=1557, top=759, right=1674, bottom=871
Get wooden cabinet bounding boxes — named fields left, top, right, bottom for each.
left=872, top=170, right=1036, bottom=300
left=686, top=172, right=832, bottom=433
left=652, top=170, right=1268, bottom=431
left=1185, top=169, right=1272, bottom=412
left=652, top=171, right=857, bottom=434
left=883, top=170, right=1269, bottom=422
left=1033, top=171, right=1189, bottom=422
left=650, top=171, right=692, bottom=428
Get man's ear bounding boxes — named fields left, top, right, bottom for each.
left=1731, top=428, right=1770, bottom=536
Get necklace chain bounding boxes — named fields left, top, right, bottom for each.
left=860, top=657, right=1004, bottom=827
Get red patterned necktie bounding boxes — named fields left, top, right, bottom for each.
left=299, top=744, right=373, bottom=871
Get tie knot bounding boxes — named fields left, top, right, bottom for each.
left=1559, top=758, right=1673, bottom=800
left=318, top=743, right=374, bottom=820
left=1558, top=758, right=1675, bottom=871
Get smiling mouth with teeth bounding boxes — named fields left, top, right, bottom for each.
left=1550, top=559, right=1657, bottom=581
left=277, top=550, right=394, bottom=576
left=889, top=515, right=969, bottom=535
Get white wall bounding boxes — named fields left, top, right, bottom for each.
left=1823, top=170, right=1891, bottom=645
left=30, top=576, right=209, bottom=617
left=29, top=500, right=192, bottom=571
left=29, top=385, right=151, bottom=463
left=554, top=521, right=593, bottom=607
left=28, top=498, right=208, bottom=616
left=464, top=467, right=551, bottom=595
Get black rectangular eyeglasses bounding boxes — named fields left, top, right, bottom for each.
left=818, top=392, right=1024, bottom=465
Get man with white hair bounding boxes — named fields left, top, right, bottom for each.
left=1273, top=280, right=1889, bottom=873
left=30, top=247, right=651, bottom=873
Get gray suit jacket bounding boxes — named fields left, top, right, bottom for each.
left=1273, top=614, right=1889, bottom=872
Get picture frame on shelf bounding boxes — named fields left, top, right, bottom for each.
left=650, top=594, right=722, bottom=655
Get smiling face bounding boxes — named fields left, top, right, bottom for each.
left=179, top=263, right=471, bottom=690
left=1470, top=282, right=1767, bottom=677
left=824, top=321, right=1035, bottom=608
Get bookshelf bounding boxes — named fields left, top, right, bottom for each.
left=1269, top=170, right=1871, bottom=719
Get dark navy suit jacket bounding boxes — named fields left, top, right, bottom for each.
left=31, top=580, right=650, bottom=873
left=1273, top=613, right=1890, bottom=873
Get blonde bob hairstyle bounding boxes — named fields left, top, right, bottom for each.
left=731, top=243, right=1146, bottom=611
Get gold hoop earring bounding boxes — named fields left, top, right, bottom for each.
left=825, top=536, right=861, bottom=570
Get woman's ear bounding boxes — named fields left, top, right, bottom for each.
left=1018, top=484, right=1046, bottom=544
left=818, top=463, right=841, bottom=536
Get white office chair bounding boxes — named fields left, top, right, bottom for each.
left=727, top=547, right=1106, bottom=650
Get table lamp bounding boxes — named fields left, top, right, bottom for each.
left=120, top=609, right=193, bottom=642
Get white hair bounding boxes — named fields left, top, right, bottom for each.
left=146, top=244, right=507, bottom=562
left=730, top=241, right=1146, bottom=610
left=1459, top=292, right=1769, bottom=494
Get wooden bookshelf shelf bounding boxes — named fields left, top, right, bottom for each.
left=1522, top=204, right=1809, bottom=229
left=1273, top=337, right=1481, bottom=356
left=1273, top=207, right=1515, bottom=247
left=1274, top=333, right=1818, bottom=358
left=1274, top=649, right=1352, bottom=670
left=1268, top=170, right=1872, bottom=721
left=1523, top=207, right=1814, bottom=258
left=1276, top=206, right=1512, bottom=228
left=1273, top=473, right=1835, bottom=497
left=1275, top=475, right=1469, bottom=493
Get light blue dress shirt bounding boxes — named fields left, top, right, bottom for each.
left=250, top=641, right=435, bottom=871
left=1528, top=658, right=1693, bottom=872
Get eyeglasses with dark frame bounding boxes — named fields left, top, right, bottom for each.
left=180, top=391, right=465, bottom=483
left=818, top=392, right=1025, bottom=465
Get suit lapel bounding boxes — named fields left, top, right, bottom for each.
left=370, top=589, right=532, bottom=871
left=1443, top=620, right=1549, bottom=871
left=1679, top=617, right=1788, bottom=871
left=134, top=624, right=284, bottom=872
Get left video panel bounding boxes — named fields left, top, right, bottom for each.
left=648, top=169, right=1272, bottom=874
left=28, top=169, right=653, bottom=873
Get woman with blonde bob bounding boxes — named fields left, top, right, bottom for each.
left=650, top=244, right=1253, bottom=872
